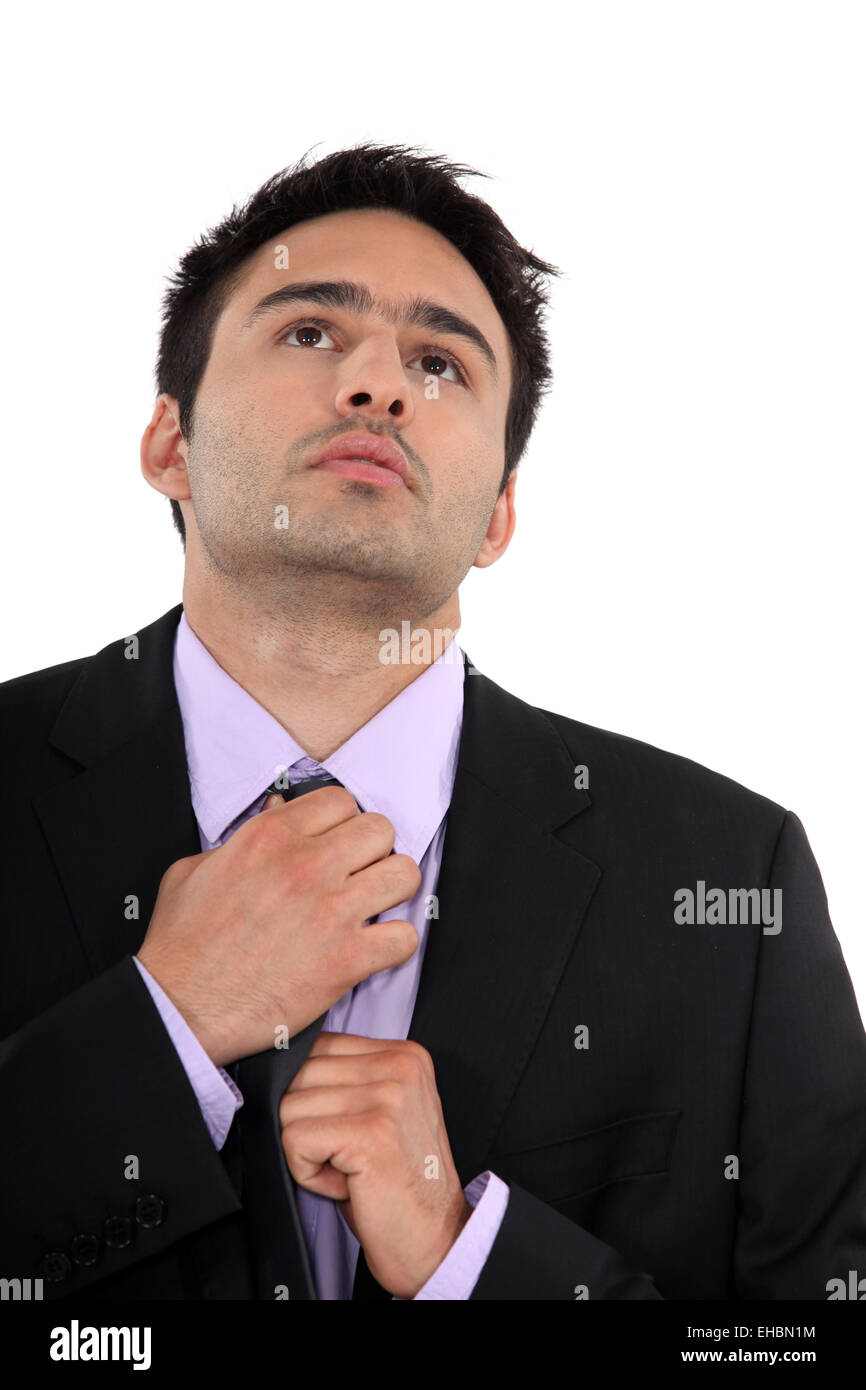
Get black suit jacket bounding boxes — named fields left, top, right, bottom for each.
left=1, top=603, right=865, bottom=1300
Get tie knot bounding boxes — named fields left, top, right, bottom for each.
left=265, top=763, right=343, bottom=802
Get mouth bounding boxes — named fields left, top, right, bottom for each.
left=309, top=433, right=410, bottom=489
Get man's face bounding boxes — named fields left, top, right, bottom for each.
left=174, top=207, right=514, bottom=623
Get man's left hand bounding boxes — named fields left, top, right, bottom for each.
left=279, top=1031, right=472, bottom=1298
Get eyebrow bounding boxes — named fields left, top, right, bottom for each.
left=239, top=279, right=499, bottom=382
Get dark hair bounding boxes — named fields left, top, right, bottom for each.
left=154, top=142, right=561, bottom=549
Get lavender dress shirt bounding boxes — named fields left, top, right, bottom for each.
left=133, top=610, right=509, bottom=1300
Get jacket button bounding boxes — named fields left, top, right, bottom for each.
left=134, top=1193, right=166, bottom=1229
left=103, top=1215, right=133, bottom=1248
left=41, top=1251, right=72, bottom=1282
left=71, top=1233, right=100, bottom=1266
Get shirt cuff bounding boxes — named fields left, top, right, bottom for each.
left=399, top=1172, right=510, bottom=1300
left=133, top=955, right=242, bottom=1150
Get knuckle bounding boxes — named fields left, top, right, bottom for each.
left=401, top=1039, right=431, bottom=1074
left=359, top=811, right=394, bottom=839
left=249, top=811, right=285, bottom=851
left=162, top=856, right=189, bottom=884
left=394, top=854, right=422, bottom=887
left=321, top=785, right=358, bottom=814
left=375, top=1079, right=405, bottom=1113
left=393, top=1053, right=418, bottom=1086
left=367, top=1109, right=398, bottom=1144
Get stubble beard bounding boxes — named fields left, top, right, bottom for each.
left=194, top=482, right=459, bottom=630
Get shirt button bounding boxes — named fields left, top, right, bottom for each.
left=134, top=1193, right=166, bottom=1228
left=103, top=1215, right=133, bottom=1248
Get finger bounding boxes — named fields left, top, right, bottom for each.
left=343, top=853, right=422, bottom=918
left=354, top=916, right=419, bottom=977
left=281, top=1112, right=379, bottom=1187
left=323, top=808, right=397, bottom=874
left=293, top=1161, right=350, bottom=1203
left=280, top=1080, right=392, bottom=1120
left=293, top=1033, right=413, bottom=1086
left=261, top=783, right=361, bottom=834
left=285, top=1054, right=411, bottom=1096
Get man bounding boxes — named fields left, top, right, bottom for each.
left=1, top=143, right=864, bottom=1302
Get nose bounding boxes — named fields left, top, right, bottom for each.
left=333, top=331, right=416, bottom=427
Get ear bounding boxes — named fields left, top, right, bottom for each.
left=140, top=395, right=191, bottom=504
left=473, top=472, right=517, bottom=569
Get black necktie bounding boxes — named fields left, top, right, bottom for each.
left=233, top=771, right=342, bottom=1300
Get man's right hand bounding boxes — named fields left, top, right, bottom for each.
left=136, top=786, right=421, bottom=1067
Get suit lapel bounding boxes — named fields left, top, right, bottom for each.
left=34, top=604, right=201, bottom=979
left=407, top=655, right=601, bottom=1184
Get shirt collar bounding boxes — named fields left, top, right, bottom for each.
left=172, top=609, right=465, bottom=861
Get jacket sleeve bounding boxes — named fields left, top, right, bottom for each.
left=0, top=954, right=242, bottom=1296
left=731, top=810, right=866, bottom=1297
left=469, top=811, right=866, bottom=1300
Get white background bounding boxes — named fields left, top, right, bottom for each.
left=2, top=2, right=863, bottom=1015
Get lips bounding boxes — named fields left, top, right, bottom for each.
left=310, top=433, right=410, bottom=486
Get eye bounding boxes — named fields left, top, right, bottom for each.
left=277, top=318, right=338, bottom=350
left=410, top=349, right=467, bottom=386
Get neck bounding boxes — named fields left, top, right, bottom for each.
left=181, top=573, right=462, bottom=762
